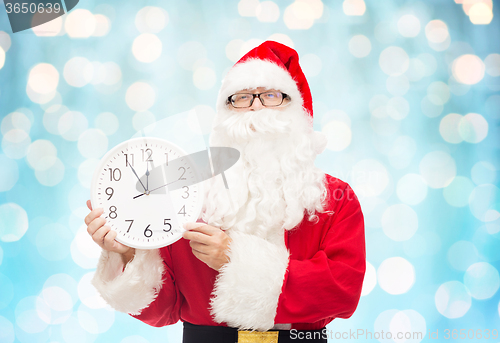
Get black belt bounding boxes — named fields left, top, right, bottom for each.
left=182, top=321, right=327, bottom=343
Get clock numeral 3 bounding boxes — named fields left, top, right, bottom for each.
left=144, top=224, right=153, bottom=238
left=164, top=219, right=172, bottom=232
left=109, top=168, right=121, bottom=181
left=109, top=206, right=117, bottom=219
left=182, top=186, right=189, bottom=199
left=125, top=219, right=134, bottom=233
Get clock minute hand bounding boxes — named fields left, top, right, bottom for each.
left=128, top=163, right=147, bottom=193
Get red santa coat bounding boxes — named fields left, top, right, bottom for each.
left=92, top=174, right=366, bottom=331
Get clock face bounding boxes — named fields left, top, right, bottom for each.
left=90, top=137, right=204, bottom=249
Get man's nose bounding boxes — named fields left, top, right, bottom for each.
left=249, top=96, right=264, bottom=111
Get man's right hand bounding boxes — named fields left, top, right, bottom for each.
left=85, top=200, right=136, bottom=264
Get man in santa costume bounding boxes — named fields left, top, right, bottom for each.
left=85, top=41, right=366, bottom=343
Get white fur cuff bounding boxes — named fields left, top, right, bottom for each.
left=210, top=231, right=289, bottom=331
left=91, top=249, right=165, bottom=315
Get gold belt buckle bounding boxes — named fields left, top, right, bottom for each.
left=238, top=330, right=279, bottom=343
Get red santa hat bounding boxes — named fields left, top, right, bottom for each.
left=216, top=41, right=313, bottom=119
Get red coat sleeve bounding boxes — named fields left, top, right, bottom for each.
left=275, top=183, right=366, bottom=327
left=130, top=246, right=183, bottom=327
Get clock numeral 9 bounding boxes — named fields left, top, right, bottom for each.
left=105, top=187, right=114, bottom=200
left=109, top=206, right=117, bottom=219
left=141, top=148, right=153, bottom=162
left=144, top=224, right=152, bottom=238
left=109, top=168, right=121, bottom=181
left=164, top=219, right=172, bottom=232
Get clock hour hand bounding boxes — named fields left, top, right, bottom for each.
left=128, top=163, right=148, bottom=193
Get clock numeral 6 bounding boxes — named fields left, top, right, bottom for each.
left=164, top=219, right=172, bottom=232
left=105, top=187, right=114, bottom=200
left=109, top=206, right=117, bottom=219
left=144, top=224, right=152, bottom=238
left=109, top=168, right=121, bottom=181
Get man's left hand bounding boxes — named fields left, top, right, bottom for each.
left=182, top=223, right=231, bottom=271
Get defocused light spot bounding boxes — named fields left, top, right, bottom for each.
left=484, top=53, right=500, bottom=76
left=193, top=67, right=216, bottom=90
left=240, top=38, right=264, bottom=57
left=0, top=273, right=14, bottom=309
left=0, top=46, right=5, bottom=70
left=26, top=139, right=57, bottom=172
left=132, top=111, right=156, bottom=133
left=64, top=57, right=94, bottom=88
left=374, top=21, right=398, bottom=44
left=126, top=82, right=156, bottom=111
left=370, top=115, right=400, bottom=136
left=135, top=6, right=168, bottom=33
left=322, top=121, right=351, bottom=151
left=61, top=315, right=96, bottom=343
left=1, top=111, right=32, bottom=135
left=238, top=0, right=259, bottom=16
left=0, top=155, right=18, bottom=192
left=321, top=109, right=351, bottom=128
left=469, top=184, right=499, bottom=222
left=0, top=31, right=11, bottom=52
left=65, top=9, right=96, bottom=38
left=435, top=280, right=471, bottom=318
left=425, top=20, right=449, bottom=43
left=266, top=33, right=294, bottom=49
left=177, top=41, right=207, bottom=71
left=2, top=129, right=31, bottom=159
left=418, top=53, right=438, bottom=76
left=36, top=223, right=73, bottom=261
left=397, top=14, right=421, bottom=37
left=58, top=111, right=88, bottom=141
left=360, top=197, right=387, bottom=229
left=448, top=241, right=479, bottom=271
left=378, top=257, right=415, bottom=294
left=32, top=16, right=62, bottom=36
left=0, top=315, right=14, bottom=343
left=16, top=297, right=49, bottom=334
left=468, top=3, right=493, bottom=25
left=471, top=161, right=496, bottom=185
left=397, top=173, right=428, bottom=205
left=421, top=95, right=443, bottom=118
left=427, top=81, right=450, bottom=105
left=419, top=151, right=456, bottom=188
left=389, top=310, right=427, bottom=342
left=94, top=112, right=119, bottom=136
left=458, top=112, right=488, bottom=143
left=284, top=0, right=323, bottom=30
left=71, top=225, right=102, bottom=269
left=348, top=34, right=371, bottom=58
left=256, top=1, right=280, bottom=22
left=439, top=113, right=463, bottom=143
left=464, top=262, right=499, bottom=299
left=386, top=75, right=409, bottom=96
left=351, top=159, right=389, bottom=197
left=405, top=58, right=427, bottom=82
left=343, top=0, right=366, bottom=15
left=452, top=54, right=485, bottom=85
left=461, top=0, right=493, bottom=14
left=301, top=53, right=323, bottom=77
left=387, top=96, right=409, bottom=119
left=379, top=46, right=409, bottom=76
left=0, top=203, right=28, bottom=242
left=132, top=33, right=162, bottom=63
left=387, top=136, right=417, bottom=169
left=360, top=261, right=376, bottom=296
left=92, top=14, right=111, bottom=36
left=226, top=39, right=245, bottom=62
left=382, top=204, right=418, bottom=241
left=374, top=309, right=399, bottom=340
left=78, top=273, right=107, bottom=309
left=443, top=176, right=475, bottom=207
left=35, top=158, right=65, bottom=186
left=43, top=105, right=69, bottom=135
left=77, top=129, right=108, bottom=159
left=78, top=303, right=115, bottom=334
left=28, top=63, right=59, bottom=95
left=369, top=94, right=389, bottom=113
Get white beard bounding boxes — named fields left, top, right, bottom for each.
left=202, top=103, right=327, bottom=241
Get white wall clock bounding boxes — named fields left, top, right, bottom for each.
left=90, top=137, right=204, bottom=249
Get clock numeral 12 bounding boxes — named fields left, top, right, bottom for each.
left=141, top=148, right=153, bottom=162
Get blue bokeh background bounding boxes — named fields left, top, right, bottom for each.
left=0, top=0, right=499, bottom=342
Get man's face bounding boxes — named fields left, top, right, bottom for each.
left=228, top=87, right=291, bottom=113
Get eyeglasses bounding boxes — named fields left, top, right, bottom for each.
left=227, top=91, right=289, bottom=108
